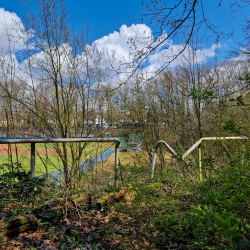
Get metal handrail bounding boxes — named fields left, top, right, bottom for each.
left=182, top=136, right=248, bottom=181
left=0, top=138, right=120, bottom=185
left=182, top=136, right=248, bottom=159
left=150, top=136, right=248, bottom=180
left=150, top=140, right=177, bottom=179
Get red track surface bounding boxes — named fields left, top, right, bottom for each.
left=0, top=144, right=111, bottom=156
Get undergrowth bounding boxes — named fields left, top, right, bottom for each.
left=0, top=156, right=249, bottom=249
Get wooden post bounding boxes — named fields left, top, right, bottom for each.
left=31, top=142, right=35, bottom=178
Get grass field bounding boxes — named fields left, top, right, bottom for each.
left=0, top=142, right=114, bottom=176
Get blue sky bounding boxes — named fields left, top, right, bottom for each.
left=0, top=0, right=143, bottom=42
left=1, top=0, right=249, bottom=45
left=0, top=0, right=249, bottom=83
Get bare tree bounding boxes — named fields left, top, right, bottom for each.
left=0, top=0, right=114, bottom=187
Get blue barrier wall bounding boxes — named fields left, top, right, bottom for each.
left=38, top=146, right=126, bottom=185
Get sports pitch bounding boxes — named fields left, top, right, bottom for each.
left=0, top=142, right=113, bottom=176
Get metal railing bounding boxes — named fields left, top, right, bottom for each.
left=0, top=138, right=121, bottom=185
left=182, top=136, right=248, bottom=181
left=150, top=140, right=177, bottom=179
left=150, top=136, right=248, bottom=180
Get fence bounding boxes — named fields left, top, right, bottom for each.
left=115, top=137, right=125, bottom=144
left=103, top=133, right=126, bottom=144
left=37, top=146, right=126, bottom=185
left=0, top=138, right=121, bottom=187
left=129, top=133, right=141, bottom=143
left=150, top=136, right=248, bottom=180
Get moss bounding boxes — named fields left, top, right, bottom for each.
left=74, top=194, right=91, bottom=205
left=74, top=196, right=83, bottom=203
left=139, top=182, right=164, bottom=196
left=97, top=192, right=115, bottom=204
left=96, top=192, right=117, bottom=208
left=6, top=215, right=27, bottom=227
left=98, top=199, right=106, bottom=205
left=5, top=215, right=28, bottom=237
left=147, top=182, right=163, bottom=189
left=57, top=193, right=86, bottom=202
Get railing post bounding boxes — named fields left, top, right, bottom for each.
left=31, top=142, right=36, bottom=178
left=198, top=145, right=202, bottom=181
left=115, top=146, right=119, bottom=186
left=150, top=147, right=158, bottom=179
left=150, top=140, right=177, bottom=179
left=241, top=140, right=245, bottom=166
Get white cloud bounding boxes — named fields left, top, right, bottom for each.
left=148, top=43, right=221, bottom=68
left=232, top=47, right=250, bottom=62
left=138, top=43, right=221, bottom=80
left=0, top=8, right=32, bottom=52
left=92, top=24, right=222, bottom=83
left=0, top=13, right=223, bottom=87
left=94, top=24, right=153, bottom=63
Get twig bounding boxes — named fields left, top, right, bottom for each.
left=68, top=197, right=81, bottom=218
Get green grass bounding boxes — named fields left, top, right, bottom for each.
left=0, top=150, right=249, bottom=249
left=98, top=167, right=250, bottom=249
left=0, top=144, right=113, bottom=176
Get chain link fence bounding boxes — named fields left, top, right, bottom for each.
left=37, top=146, right=126, bottom=186
left=0, top=138, right=124, bottom=190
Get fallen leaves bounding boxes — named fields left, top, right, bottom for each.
left=0, top=186, right=151, bottom=249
